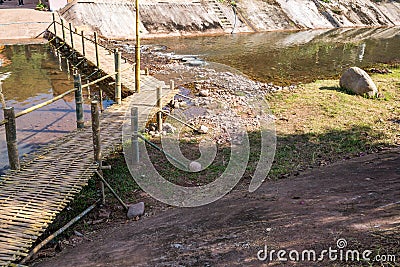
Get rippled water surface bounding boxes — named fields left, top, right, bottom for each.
left=144, top=27, right=400, bottom=85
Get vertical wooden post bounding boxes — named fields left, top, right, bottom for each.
left=114, top=48, right=122, bottom=105
left=57, top=51, right=62, bottom=71
left=66, top=59, right=71, bottom=78
left=81, top=31, right=85, bottom=57
left=131, top=107, right=139, bottom=165
left=99, top=88, right=104, bottom=112
left=145, top=67, right=149, bottom=76
left=86, top=79, right=91, bottom=100
left=52, top=13, right=57, bottom=36
left=91, top=101, right=105, bottom=205
left=0, top=81, right=6, bottom=109
left=94, top=32, right=100, bottom=68
left=170, top=79, right=174, bottom=91
left=157, top=86, right=163, bottom=132
left=74, top=74, right=84, bottom=129
left=61, top=19, right=65, bottom=42
left=69, top=22, right=74, bottom=50
left=4, top=107, right=20, bottom=170
left=135, top=0, right=141, bottom=93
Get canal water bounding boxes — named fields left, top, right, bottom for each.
left=0, top=44, right=91, bottom=173
left=143, top=27, right=400, bottom=85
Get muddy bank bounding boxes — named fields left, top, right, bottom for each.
left=58, top=0, right=400, bottom=39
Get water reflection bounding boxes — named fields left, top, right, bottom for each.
left=144, top=27, right=400, bottom=85
left=0, top=44, right=88, bottom=173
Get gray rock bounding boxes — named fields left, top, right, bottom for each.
left=163, top=123, right=177, bottom=134
left=197, top=125, right=209, bottom=134
left=339, top=67, right=378, bottom=97
left=189, top=161, right=202, bottom=172
left=127, top=202, right=145, bottom=219
left=199, top=90, right=209, bottom=97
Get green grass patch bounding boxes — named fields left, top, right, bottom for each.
left=265, top=67, right=399, bottom=177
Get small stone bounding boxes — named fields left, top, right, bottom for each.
left=127, top=202, right=145, bottom=219
left=163, top=123, right=176, bottom=134
left=74, top=230, right=84, bottom=237
left=173, top=101, right=180, bottom=109
left=189, top=161, right=202, bottom=172
left=197, top=125, right=209, bottom=134
left=149, top=123, right=157, bottom=132
left=199, top=90, right=209, bottom=97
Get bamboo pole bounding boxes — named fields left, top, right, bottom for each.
left=94, top=32, right=100, bottom=68
left=157, top=86, right=163, bottom=132
left=61, top=19, right=65, bottom=42
left=138, top=134, right=187, bottom=169
left=0, top=88, right=77, bottom=127
left=91, top=101, right=105, bottom=204
left=131, top=107, right=139, bottom=165
left=135, top=0, right=141, bottom=93
left=74, top=74, right=84, bottom=129
left=95, top=170, right=128, bottom=210
left=20, top=201, right=98, bottom=264
left=0, top=81, right=6, bottom=110
left=66, top=59, right=71, bottom=78
left=52, top=13, right=57, bottom=36
left=114, top=48, right=122, bottom=105
left=161, top=110, right=198, bottom=132
left=81, top=30, right=85, bottom=56
left=57, top=51, right=62, bottom=71
left=99, top=87, right=104, bottom=112
left=4, top=107, right=20, bottom=170
left=86, top=79, right=91, bottom=99
left=69, top=22, right=74, bottom=50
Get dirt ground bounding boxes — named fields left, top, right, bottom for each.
left=33, top=148, right=400, bottom=267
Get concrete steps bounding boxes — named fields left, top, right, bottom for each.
left=207, top=0, right=233, bottom=30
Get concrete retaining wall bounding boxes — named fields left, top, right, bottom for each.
left=58, top=0, right=400, bottom=39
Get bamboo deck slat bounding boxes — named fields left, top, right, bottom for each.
left=0, top=17, right=173, bottom=266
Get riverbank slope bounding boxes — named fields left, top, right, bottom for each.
left=58, top=0, right=400, bottom=39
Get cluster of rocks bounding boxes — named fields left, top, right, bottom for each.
left=138, top=51, right=287, bottom=144
left=146, top=122, right=177, bottom=138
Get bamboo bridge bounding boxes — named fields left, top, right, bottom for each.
left=0, top=14, right=174, bottom=266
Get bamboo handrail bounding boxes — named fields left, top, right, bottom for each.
left=0, top=66, right=130, bottom=126
left=160, top=110, right=198, bottom=132
left=52, top=20, right=135, bottom=66
left=0, top=87, right=77, bottom=127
